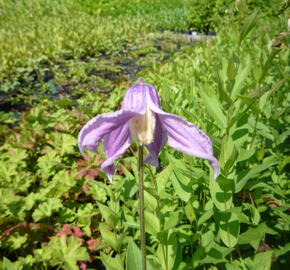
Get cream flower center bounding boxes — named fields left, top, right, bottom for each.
left=129, top=107, right=156, bottom=145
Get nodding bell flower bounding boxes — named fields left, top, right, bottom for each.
left=78, top=83, right=219, bottom=181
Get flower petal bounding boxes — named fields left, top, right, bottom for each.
left=162, top=114, right=219, bottom=178
left=78, top=110, right=136, bottom=154
left=122, top=83, right=160, bottom=110
left=122, top=84, right=147, bottom=112
left=144, top=116, right=167, bottom=167
left=101, top=123, right=131, bottom=181
left=146, top=97, right=218, bottom=178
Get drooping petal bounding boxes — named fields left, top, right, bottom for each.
left=101, top=123, right=131, bottom=181
left=144, top=116, right=167, bottom=167
left=146, top=97, right=219, bottom=178
left=78, top=110, right=137, bottom=154
left=162, top=114, right=219, bottom=178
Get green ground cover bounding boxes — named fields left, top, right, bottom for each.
left=0, top=0, right=289, bottom=269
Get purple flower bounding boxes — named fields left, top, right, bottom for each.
left=78, top=83, right=219, bottom=181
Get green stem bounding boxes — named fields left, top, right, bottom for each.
left=149, top=167, right=168, bottom=270
left=138, top=145, right=146, bottom=270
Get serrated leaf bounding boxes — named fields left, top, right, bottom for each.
left=100, top=252, right=124, bottom=270
left=32, top=198, right=62, bottom=222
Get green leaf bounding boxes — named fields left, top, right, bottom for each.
left=200, top=91, right=227, bottom=129
left=156, top=232, right=179, bottom=270
left=238, top=227, right=263, bottom=249
left=227, top=55, right=237, bottom=81
left=197, top=209, right=214, bottom=227
left=37, top=149, right=61, bottom=180
left=156, top=164, right=173, bottom=196
left=171, top=170, right=191, bottom=202
left=239, top=9, right=259, bottom=43
left=2, top=257, right=17, bottom=270
left=185, top=202, right=196, bottom=224
left=216, top=71, right=232, bottom=104
left=100, top=252, right=124, bottom=270
left=98, top=202, right=118, bottom=228
left=144, top=189, right=157, bottom=212
left=32, top=198, right=62, bottom=222
left=220, top=136, right=238, bottom=172
left=145, top=211, right=160, bottom=236
left=231, top=55, right=251, bottom=100
left=252, top=251, right=273, bottom=270
left=126, top=239, right=141, bottom=270
left=218, top=211, right=240, bottom=248
left=235, top=157, right=278, bottom=193
left=99, top=223, right=118, bottom=251
left=259, top=49, right=281, bottom=83
left=209, top=177, right=234, bottom=211
left=200, top=243, right=232, bottom=265
left=164, top=211, right=180, bottom=231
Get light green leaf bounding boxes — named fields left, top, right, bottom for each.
left=171, top=170, right=191, bottom=202
left=99, top=223, right=118, bottom=251
left=185, top=202, right=196, bottom=224
left=2, top=257, right=17, bottom=270
left=145, top=211, right=160, bottom=236
left=218, top=211, right=240, bottom=248
left=32, top=198, right=62, bottom=222
left=200, top=91, right=227, bottom=129
left=239, top=9, right=259, bottom=43
left=100, top=252, right=124, bottom=270
left=164, top=211, right=180, bottom=231
left=156, top=232, right=179, bottom=270
left=252, top=251, right=273, bottom=270
left=126, top=239, right=141, bottom=270
left=231, top=55, right=251, bottom=100
left=98, top=202, right=118, bottom=228
left=209, top=177, right=234, bottom=211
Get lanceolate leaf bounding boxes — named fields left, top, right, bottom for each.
left=126, top=239, right=141, bottom=270
left=200, top=91, right=227, bottom=129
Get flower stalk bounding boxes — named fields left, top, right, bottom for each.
left=138, top=145, right=146, bottom=270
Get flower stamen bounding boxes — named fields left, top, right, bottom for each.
left=130, top=108, right=156, bottom=145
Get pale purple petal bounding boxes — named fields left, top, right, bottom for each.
left=144, top=116, right=167, bottom=167
left=122, top=84, right=147, bottom=112
left=122, top=83, right=161, bottom=110
left=146, top=97, right=219, bottom=178
left=78, top=110, right=136, bottom=154
left=161, top=114, right=219, bottom=178
left=145, top=84, right=161, bottom=107
left=101, top=124, right=131, bottom=181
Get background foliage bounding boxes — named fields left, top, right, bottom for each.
left=0, top=0, right=289, bottom=269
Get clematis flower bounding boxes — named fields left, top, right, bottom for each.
left=78, top=83, right=219, bottom=181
